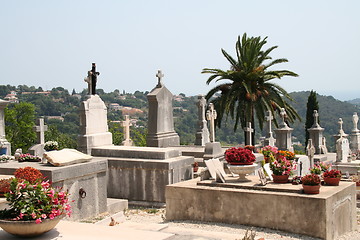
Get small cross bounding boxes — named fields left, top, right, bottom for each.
left=265, top=111, right=273, bottom=122
left=156, top=70, right=164, bottom=88
left=122, top=115, right=133, bottom=146
left=206, top=103, right=217, bottom=142
left=244, top=122, right=254, bottom=146
left=33, top=117, right=48, bottom=144
left=312, top=110, right=320, bottom=127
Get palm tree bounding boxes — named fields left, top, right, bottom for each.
left=202, top=33, right=300, bottom=145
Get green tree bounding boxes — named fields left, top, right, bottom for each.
left=305, top=90, right=319, bottom=148
left=45, top=125, right=77, bottom=149
left=5, top=102, right=37, bottom=153
left=202, top=34, right=300, bottom=145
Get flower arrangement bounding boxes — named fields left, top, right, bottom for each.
left=277, top=150, right=295, bottom=160
left=351, top=175, right=360, bottom=186
left=0, top=155, right=14, bottom=163
left=310, top=162, right=331, bottom=174
left=301, top=174, right=321, bottom=186
left=260, top=145, right=278, bottom=158
left=17, top=153, right=41, bottom=163
left=323, top=169, right=342, bottom=179
left=14, top=167, right=44, bottom=184
left=0, top=178, right=13, bottom=196
left=225, top=147, right=255, bottom=165
left=0, top=178, right=72, bottom=223
left=269, top=156, right=296, bottom=176
left=44, top=141, right=59, bottom=151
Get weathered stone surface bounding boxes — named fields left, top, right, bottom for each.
left=43, top=148, right=92, bottom=166
left=0, top=158, right=108, bottom=221
left=107, top=156, right=193, bottom=203
left=91, top=146, right=181, bottom=160
left=203, top=142, right=224, bottom=160
left=166, top=177, right=356, bottom=240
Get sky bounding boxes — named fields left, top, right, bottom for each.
left=1, top=1, right=360, bottom=101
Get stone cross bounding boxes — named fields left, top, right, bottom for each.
left=312, top=110, right=320, bottom=128
left=352, top=112, right=359, bottom=133
left=122, top=115, right=133, bottom=146
left=84, top=63, right=100, bottom=95
left=264, top=111, right=275, bottom=146
left=206, top=103, right=217, bottom=142
left=306, top=139, right=316, bottom=168
left=338, top=118, right=346, bottom=137
left=156, top=70, right=164, bottom=88
left=244, top=122, right=254, bottom=146
left=265, top=111, right=273, bottom=135
left=195, top=95, right=210, bottom=145
left=34, top=117, right=48, bottom=144
left=280, top=108, right=286, bottom=124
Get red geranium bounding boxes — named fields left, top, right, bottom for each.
left=14, top=167, right=44, bottom=184
left=225, top=147, right=255, bottom=165
left=323, top=169, right=342, bottom=179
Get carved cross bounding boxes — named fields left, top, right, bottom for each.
left=156, top=70, right=164, bottom=88
left=338, top=118, right=345, bottom=136
left=197, top=95, right=207, bottom=128
left=306, top=139, right=316, bottom=168
left=312, top=110, right=320, bottom=127
left=84, top=63, right=100, bottom=95
left=33, top=117, right=48, bottom=145
left=244, top=122, right=254, bottom=146
left=122, top=115, right=132, bottom=142
left=265, top=111, right=273, bottom=135
left=206, top=103, right=217, bottom=142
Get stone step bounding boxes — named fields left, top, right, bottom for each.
left=107, top=198, right=128, bottom=215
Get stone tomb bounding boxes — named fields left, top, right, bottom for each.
left=166, top=176, right=356, bottom=240
left=0, top=159, right=109, bottom=221
left=91, top=145, right=193, bottom=203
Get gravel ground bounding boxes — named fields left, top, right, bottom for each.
left=122, top=207, right=360, bottom=240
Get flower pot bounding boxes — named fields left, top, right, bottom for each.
left=302, top=184, right=320, bottom=194
left=324, top=177, right=340, bottom=186
left=0, top=215, right=63, bottom=237
left=272, top=174, right=289, bottom=183
left=228, top=164, right=257, bottom=182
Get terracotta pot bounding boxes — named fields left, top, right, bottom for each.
left=324, top=177, right=340, bottom=186
left=228, top=162, right=254, bottom=165
left=0, top=215, right=63, bottom=237
left=272, top=174, right=289, bottom=183
left=302, top=184, right=320, bottom=194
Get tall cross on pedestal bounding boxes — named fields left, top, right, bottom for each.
left=156, top=70, right=164, bottom=88
left=313, top=110, right=320, bottom=127
left=338, top=118, right=345, bottom=137
left=34, top=117, right=48, bottom=144
left=122, top=115, right=133, bottom=146
left=206, top=103, right=217, bottom=142
left=84, top=63, right=100, bottom=95
left=244, top=122, right=254, bottom=146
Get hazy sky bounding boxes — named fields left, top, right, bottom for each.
left=2, top=1, right=360, bottom=100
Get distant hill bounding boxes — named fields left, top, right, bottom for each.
left=289, top=91, right=359, bottom=151
left=346, top=98, right=360, bottom=106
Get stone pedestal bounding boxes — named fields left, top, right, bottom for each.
left=91, top=146, right=193, bottom=203
left=0, top=159, right=108, bottom=220
left=350, top=132, right=360, bottom=154
left=146, top=85, right=180, bottom=147
left=274, top=125, right=294, bottom=152
left=78, top=95, right=113, bottom=154
left=308, top=126, right=326, bottom=154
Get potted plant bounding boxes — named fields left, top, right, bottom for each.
left=225, top=147, right=256, bottom=181
left=0, top=168, right=71, bottom=237
left=323, top=169, right=342, bottom=186
left=351, top=175, right=360, bottom=187
left=17, top=153, right=41, bottom=163
left=14, top=167, right=44, bottom=184
left=301, top=174, right=321, bottom=194
left=44, top=141, right=59, bottom=151
left=310, top=162, right=331, bottom=175
left=260, top=145, right=278, bottom=163
left=269, top=155, right=296, bottom=183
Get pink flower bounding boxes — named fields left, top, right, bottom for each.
left=35, top=218, right=42, bottom=224
left=31, top=213, right=37, bottom=219
left=41, top=214, right=47, bottom=219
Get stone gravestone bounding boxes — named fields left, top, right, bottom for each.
left=29, top=117, right=48, bottom=157
left=306, top=139, right=316, bottom=168
left=350, top=112, right=360, bottom=154
left=78, top=66, right=113, bottom=154
left=296, top=155, right=310, bottom=177
left=0, top=99, right=11, bottom=155
left=334, top=117, right=348, bottom=142
left=307, top=110, right=327, bottom=154
left=203, top=103, right=223, bottom=160
left=264, top=111, right=275, bottom=146
left=121, top=115, right=133, bottom=146
left=336, top=136, right=350, bottom=163
left=274, top=108, right=294, bottom=152
left=146, top=70, right=180, bottom=147
left=244, top=122, right=254, bottom=146
left=194, top=95, right=210, bottom=146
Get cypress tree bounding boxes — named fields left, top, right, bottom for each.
left=305, top=90, right=319, bottom=149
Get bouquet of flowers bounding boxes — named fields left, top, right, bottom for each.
left=270, top=156, right=296, bottom=176
left=225, top=147, right=256, bottom=165
left=14, top=167, right=44, bottom=184
left=44, top=141, right=59, bottom=151
left=17, top=153, right=41, bottom=163
left=323, top=169, right=342, bottom=179
left=277, top=150, right=295, bottom=160
left=310, top=162, right=331, bottom=174
left=260, top=145, right=278, bottom=158
left=301, top=174, right=321, bottom=186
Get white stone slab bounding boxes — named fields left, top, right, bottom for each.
left=44, top=149, right=92, bottom=166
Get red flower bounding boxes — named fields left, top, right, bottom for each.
left=225, top=147, right=255, bottom=165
